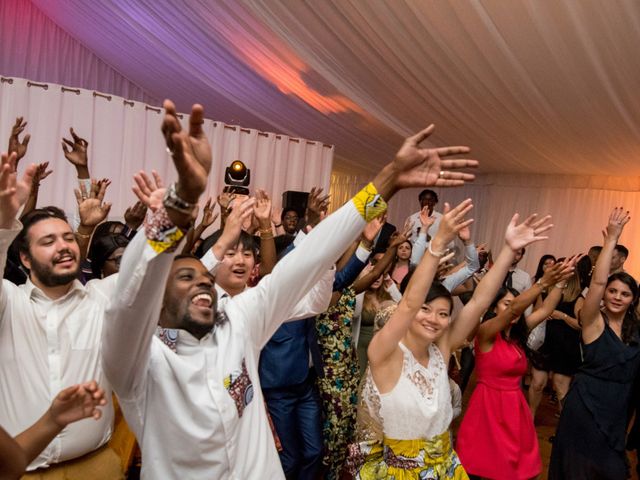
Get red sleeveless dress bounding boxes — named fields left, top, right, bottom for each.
left=456, top=333, right=541, bottom=479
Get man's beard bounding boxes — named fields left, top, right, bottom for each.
left=180, top=311, right=215, bottom=339
left=28, top=255, right=79, bottom=287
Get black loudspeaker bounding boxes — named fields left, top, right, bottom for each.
left=282, top=190, right=309, bottom=217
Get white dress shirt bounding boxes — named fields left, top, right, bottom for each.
left=201, top=252, right=335, bottom=320
left=507, top=267, right=532, bottom=294
left=0, top=221, right=117, bottom=470
left=102, top=200, right=365, bottom=480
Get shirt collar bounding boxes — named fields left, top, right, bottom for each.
left=24, top=277, right=87, bottom=301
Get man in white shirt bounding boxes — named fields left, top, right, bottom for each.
left=0, top=158, right=122, bottom=477
left=405, top=189, right=441, bottom=241
left=504, top=246, right=532, bottom=293
left=101, top=103, right=478, bottom=479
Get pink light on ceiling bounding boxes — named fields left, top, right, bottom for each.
left=209, top=5, right=362, bottom=116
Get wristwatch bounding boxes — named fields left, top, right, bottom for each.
left=163, top=183, right=196, bottom=214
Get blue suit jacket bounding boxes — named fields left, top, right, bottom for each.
left=258, top=249, right=368, bottom=389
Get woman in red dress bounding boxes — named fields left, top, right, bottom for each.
left=456, top=258, right=576, bottom=479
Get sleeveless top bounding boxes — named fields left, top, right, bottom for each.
left=573, top=319, right=640, bottom=451
left=359, top=342, right=452, bottom=440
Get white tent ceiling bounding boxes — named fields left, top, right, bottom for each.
left=25, top=0, right=640, bottom=177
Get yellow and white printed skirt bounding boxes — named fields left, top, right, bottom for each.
left=348, top=431, right=469, bottom=480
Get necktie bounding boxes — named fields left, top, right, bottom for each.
left=505, top=270, right=514, bottom=289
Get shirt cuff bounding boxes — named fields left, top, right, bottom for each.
left=0, top=219, right=22, bottom=244
left=201, top=249, right=221, bottom=274
left=355, top=245, right=371, bottom=263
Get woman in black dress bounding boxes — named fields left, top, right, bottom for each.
left=549, top=207, right=640, bottom=479
left=545, top=269, right=584, bottom=409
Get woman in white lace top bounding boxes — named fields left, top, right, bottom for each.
left=348, top=200, right=553, bottom=479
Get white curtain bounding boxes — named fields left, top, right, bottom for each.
left=332, top=170, right=640, bottom=280
left=0, top=76, right=334, bottom=229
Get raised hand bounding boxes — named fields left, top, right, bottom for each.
left=419, top=205, right=436, bottom=230
left=132, top=170, right=165, bottom=213
left=75, top=179, right=112, bottom=227
left=604, top=207, right=630, bottom=242
left=389, top=222, right=411, bottom=248
left=61, top=128, right=89, bottom=178
left=31, top=162, right=53, bottom=190
left=458, top=223, right=472, bottom=244
left=390, top=125, right=478, bottom=191
left=305, top=187, right=330, bottom=228
left=253, top=189, right=272, bottom=227
left=540, top=255, right=580, bottom=287
left=504, top=213, right=553, bottom=252
left=161, top=99, right=211, bottom=204
left=199, top=197, right=218, bottom=229
left=124, top=200, right=148, bottom=230
left=0, top=152, right=36, bottom=227
left=431, top=199, right=474, bottom=251
left=49, top=381, right=107, bottom=427
left=362, top=215, right=385, bottom=245
left=7, top=117, right=30, bottom=165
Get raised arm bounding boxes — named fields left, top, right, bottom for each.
left=524, top=257, right=580, bottom=329
left=440, top=226, right=480, bottom=292
left=230, top=125, right=479, bottom=348
left=20, top=162, right=52, bottom=219
left=0, top=152, right=36, bottom=312
left=103, top=100, right=211, bottom=400
left=353, top=228, right=409, bottom=294
left=368, top=200, right=473, bottom=367
left=7, top=117, right=30, bottom=169
left=254, top=189, right=276, bottom=276
left=410, top=206, right=435, bottom=265
left=580, top=208, right=630, bottom=342
left=443, top=213, right=553, bottom=352
left=74, top=179, right=112, bottom=260
left=476, top=261, right=574, bottom=347
left=61, top=128, right=90, bottom=180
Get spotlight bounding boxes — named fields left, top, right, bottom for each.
left=224, top=160, right=250, bottom=195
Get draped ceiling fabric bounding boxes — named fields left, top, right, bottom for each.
left=1, top=0, right=639, bottom=274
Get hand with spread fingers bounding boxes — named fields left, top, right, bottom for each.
left=20, top=162, right=53, bottom=218
left=389, top=125, right=478, bottom=192
left=504, top=213, right=553, bottom=252
left=124, top=200, right=148, bottom=231
left=419, top=205, right=436, bottom=230
left=132, top=170, right=166, bottom=213
left=540, top=256, right=579, bottom=288
left=75, top=179, right=112, bottom=228
left=305, top=187, right=330, bottom=228
left=604, top=207, right=631, bottom=243
left=7, top=117, right=31, bottom=165
left=431, top=199, right=475, bottom=252
left=0, top=152, right=37, bottom=228
left=199, top=197, right=218, bottom=230
left=253, top=189, right=273, bottom=229
left=389, top=222, right=411, bottom=248
left=61, top=128, right=90, bottom=179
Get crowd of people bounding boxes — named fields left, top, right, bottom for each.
left=0, top=102, right=638, bottom=480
